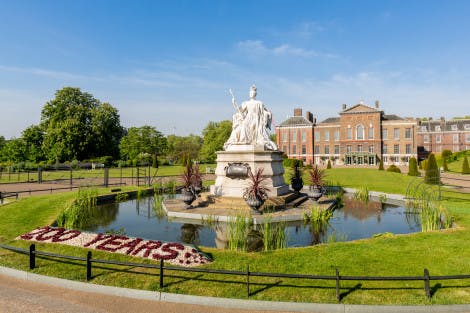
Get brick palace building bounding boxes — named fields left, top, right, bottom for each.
left=276, top=101, right=470, bottom=166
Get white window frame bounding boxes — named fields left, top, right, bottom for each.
left=356, top=124, right=365, bottom=140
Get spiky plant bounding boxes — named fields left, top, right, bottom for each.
left=308, top=165, right=325, bottom=188
left=243, top=168, right=269, bottom=200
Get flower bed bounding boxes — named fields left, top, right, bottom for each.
left=18, top=226, right=212, bottom=267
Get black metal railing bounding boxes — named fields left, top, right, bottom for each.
left=2, top=243, right=470, bottom=302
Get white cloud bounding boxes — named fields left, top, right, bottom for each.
left=236, top=40, right=337, bottom=58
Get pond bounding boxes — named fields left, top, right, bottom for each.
left=79, top=194, right=421, bottom=249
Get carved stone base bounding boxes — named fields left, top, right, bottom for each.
left=210, top=148, right=289, bottom=198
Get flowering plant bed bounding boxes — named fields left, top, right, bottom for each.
left=18, top=226, right=212, bottom=267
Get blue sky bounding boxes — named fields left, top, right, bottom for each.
left=1, top=0, right=470, bottom=138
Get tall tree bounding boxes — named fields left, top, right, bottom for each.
left=21, top=125, right=45, bottom=163
left=424, top=153, right=439, bottom=184
left=166, top=134, right=203, bottom=164
left=40, top=87, right=123, bottom=162
left=119, top=126, right=167, bottom=162
left=0, top=135, right=5, bottom=150
left=0, top=138, right=26, bottom=163
left=91, top=102, right=124, bottom=159
left=199, top=120, right=232, bottom=163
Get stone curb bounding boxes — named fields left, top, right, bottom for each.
left=2, top=266, right=470, bottom=313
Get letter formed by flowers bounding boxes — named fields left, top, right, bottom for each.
left=18, top=226, right=211, bottom=267
left=224, top=85, right=278, bottom=151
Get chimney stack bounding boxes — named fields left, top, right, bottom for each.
left=375, top=100, right=379, bottom=109
left=342, top=104, right=347, bottom=110
left=294, top=108, right=302, bottom=117
left=305, top=111, right=314, bottom=122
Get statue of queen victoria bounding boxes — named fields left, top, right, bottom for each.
left=224, top=85, right=278, bottom=151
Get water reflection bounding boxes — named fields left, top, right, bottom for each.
left=80, top=195, right=421, bottom=249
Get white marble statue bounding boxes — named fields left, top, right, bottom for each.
left=224, top=85, right=278, bottom=151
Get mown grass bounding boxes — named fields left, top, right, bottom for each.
left=1, top=169, right=470, bottom=304
left=0, top=164, right=217, bottom=183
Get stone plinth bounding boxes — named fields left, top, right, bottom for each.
left=210, top=147, right=289, bottom=197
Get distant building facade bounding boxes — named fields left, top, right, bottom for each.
left=276, top=102, right=468, bottom=166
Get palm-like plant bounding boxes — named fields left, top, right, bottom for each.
left=243, top=168, right=269, bottom=201
left=308, top=165, right=325, bottom=189
left=191, top=163, right=203, bottom=192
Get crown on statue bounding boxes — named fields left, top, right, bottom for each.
left=250, top=85, right=257, bottom=92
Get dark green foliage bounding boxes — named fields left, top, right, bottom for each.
left=424, top=153, right=439, bottom=184
left=407, top=157, right=419, bottom=176
left=199, top=120, right=232, bottom=163
left=386, top=164, right=401, bottom=173
left=442, top=149, right=452, bottom=160
left=166, top=134, right=203, bottom=164
left=463, top=155, right=470, bottom=174
left=327, top=159, right=332, bottom=169
left=378, top=158, right=384, bottom=171
left=119, top=126, right=167, bottom=162
left=442, top=157, right=449, bottom=172
left=41, top=87, right=123, bottom=162
left=283, top=158, right=303, bottom=168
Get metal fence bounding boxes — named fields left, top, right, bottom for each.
left=2, top=243, right=470, bottom=302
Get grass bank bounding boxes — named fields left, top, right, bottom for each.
left=1, top=169, right=470, bottom=304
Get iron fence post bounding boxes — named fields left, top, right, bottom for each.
left=247, top=265, right=250, bottom=298
left=86, top=251, right=92, bottom=281
left=159, top=258, right=164, bottom=289
left=335, top=268, right=341, bottom=302
left=424, top=268, right=431, bottom=299
left=29, top=244, right=35, bottom=269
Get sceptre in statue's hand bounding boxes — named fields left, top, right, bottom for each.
left=229, top=88, right=241, bottom=114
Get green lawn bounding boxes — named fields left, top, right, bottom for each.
left=0, top=164, right=216, bottom=183
left=1, top=169, right=470, bottom=304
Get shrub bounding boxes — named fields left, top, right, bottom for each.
left=408, top=157, right=419, bottom=176
left=386, top=164, right=401, bottom=173
left=326, top=159, right=332, bottom=169
left=425, top=153, right=439, bottom=184
left=442, top=149, right=452, bottom=160
left=378, top=158, right=384, bottom=171
left=282, top=158, right=303, bottom=168
left=463, top=155, right=470, bottom=174
left=442, top=156, right=449, bottom=172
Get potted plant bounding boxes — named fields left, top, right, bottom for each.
left=191, top=162, right=203, bottom=195
left=180, top=162, right=196, bottom=208
left=290, top=166, right=304, bottom=194
left=243, top=168, right=269, bottom=215
left=308, top=165, right=325, bottom=201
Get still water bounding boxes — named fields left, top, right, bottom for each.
left=81, top=195, right=421, bottom=248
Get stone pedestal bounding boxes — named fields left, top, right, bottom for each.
left=210, top=146, right=289, bottom=198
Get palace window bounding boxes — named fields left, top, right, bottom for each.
left=324, top=131, right=330, bottom=141
left=346, top=145, right=352, bottom=153
left=423, top=135, right=429, bottom=143
left=356, top=125, right=365, bottom=140
left=325, top=146, right=330, bottom=154
left=292, top=145, right=297, bottom=154
left=302, top=145, right=306, bottom=154
left=394, top=144, right=400, bottom=154
left=466, top=133, right=470, bottom=142
left=465, top=124, right=470, bottom=130
left=421, top=126, right=427, bottom=131
left=405, top=128, right=411, bottom=139
left=334, top=130, right=340, bottom=141
left=369, top=145, right=374, bottom=153
left=357, top=145, right=363, bottom=152
left=292, top=131, right=297, bottom=141
left=435, top=125, right=441, bottom=132
left=314, top=145, right=320, bottom=154
left=382, top=144, right=388, bottom=154
left=282, top=131, right=288, bottom=142
left=334, top=145, right=340, bottom=154
left=347, top=128, right=352, bottom=140
left=368, top=127, right=374, bottom=139
left=453, top=134, right=459, bottom=143
left=301, top=130, right=306, bottom=142
left=314, top=132, right=320, bottom=141
left=451, top=124, right=458, bottom=131
left=406, top=144, right=412, bottom=154
left=382, top=128, right=388, bottom=139
left=436, top=135, right=441, bottom=143
left=394, top=128, right=400, bottom=139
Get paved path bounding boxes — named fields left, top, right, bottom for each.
left=0, top=273, right=297, bottom=313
